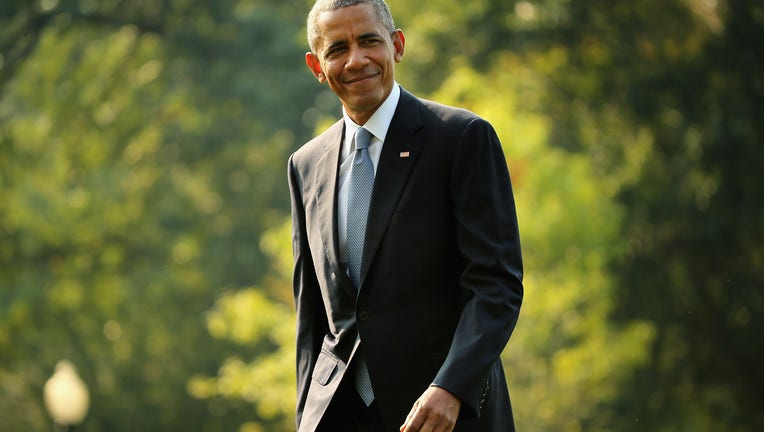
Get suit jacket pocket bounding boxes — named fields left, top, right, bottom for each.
left=312, top=351, right=339, bottom=386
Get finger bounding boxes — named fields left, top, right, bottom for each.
left=432, top=418, right=454, bottom=432
left=419, top=409, right=453, bottom=432
left=400, top=403, right=418, bottom=431
left=434, top=415, right=456, bottom=432
left=401, top=404, right=426, bottom=432
left=417, top=417, right=441, bottom=432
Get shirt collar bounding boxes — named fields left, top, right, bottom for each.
left=342, top=83, right=400, bottom=145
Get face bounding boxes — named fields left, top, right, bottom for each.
left=306, top=3, right=405, bottom=125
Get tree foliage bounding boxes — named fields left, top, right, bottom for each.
left=1, top=1, right=315, bottom=430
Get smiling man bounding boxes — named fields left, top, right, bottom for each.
left=288, top=1, right=524, bottom=431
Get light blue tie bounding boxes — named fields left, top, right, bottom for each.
left=347, top=127, right=374, bottom=289
left=347, top=127, right=375, bottom=405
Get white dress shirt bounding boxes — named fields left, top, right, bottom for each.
left=337, top=84, right=401, bottom=266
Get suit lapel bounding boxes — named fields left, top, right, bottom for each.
left=360, top=90, right=424, bottom=287
left=313, top=120, right=356, bottom=295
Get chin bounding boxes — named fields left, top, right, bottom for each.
left=347, top=95, right=382, bottom=110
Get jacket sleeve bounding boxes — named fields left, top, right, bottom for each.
left=288, top=155, right=328, bottom=429
left=431, top=117, right=524, bottom=418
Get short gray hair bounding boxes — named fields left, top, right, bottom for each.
left=307, top=0, right=396, bottom=53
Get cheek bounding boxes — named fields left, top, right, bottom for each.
left=324, top=63, right=343, bottom=83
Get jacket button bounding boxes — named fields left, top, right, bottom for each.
left=358, top=310, right=369, bottom=321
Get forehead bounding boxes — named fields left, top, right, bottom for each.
left=316, top=4, right=387, bottom=45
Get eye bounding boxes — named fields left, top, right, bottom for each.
left=324, top=43, right=347, bottom=58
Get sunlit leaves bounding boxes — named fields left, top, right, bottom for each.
left=205, top=288, right=287, bottom=345
left=0, top=1, right=311, bottom=430
left=191, top=221, right=297, bottom=431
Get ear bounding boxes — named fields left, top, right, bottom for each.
left=305, top=52, right=326, bottom=83
left=392, top=29, right=405, bottom=63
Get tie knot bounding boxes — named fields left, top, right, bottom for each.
left=355, top=127, right=373, bottom=151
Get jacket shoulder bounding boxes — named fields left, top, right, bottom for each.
left=403, top=94, right=494, bottom=145
left=417, top=95, right=482, bottom=125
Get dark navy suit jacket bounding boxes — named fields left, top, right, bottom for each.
left=288, top=87, right=523, bottom=432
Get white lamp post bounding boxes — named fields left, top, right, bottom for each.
left=43, top=360, right=90, bottom=431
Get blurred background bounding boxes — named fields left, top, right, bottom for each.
left=1, top=0, right=762, bottom=431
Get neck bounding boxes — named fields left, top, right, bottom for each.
left=344, top=85, right=394, bottom=125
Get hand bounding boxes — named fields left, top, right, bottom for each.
left=400, top=386, right=461, bottom=432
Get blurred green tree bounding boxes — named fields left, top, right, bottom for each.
left=0, top=1, right=319, bottom=430
left=569, top=1, right=764, bottom=430
left=188, top=219, right=296, bottom=432
left=508, top=1, right=764, bottom=430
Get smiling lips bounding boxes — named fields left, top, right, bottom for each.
left=344, top=71, right=380, bottom=84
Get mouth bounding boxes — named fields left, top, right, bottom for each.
left=344, top=72, right=380, bottom=84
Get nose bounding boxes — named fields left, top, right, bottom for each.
left=345, top=44, right=368, bottom=70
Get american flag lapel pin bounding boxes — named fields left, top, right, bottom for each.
left=399, top=151, right=410, bottom=158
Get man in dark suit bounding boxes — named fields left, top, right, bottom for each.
left=288, top=1, right=523, bottom=431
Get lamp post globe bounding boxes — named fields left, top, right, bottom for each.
left=43, top=360, right=90, bottom=430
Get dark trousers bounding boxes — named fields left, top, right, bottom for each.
left=317, top=368, right=387, bottom=432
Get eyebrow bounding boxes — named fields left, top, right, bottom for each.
left=357, top=32, right=382, bottom=41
